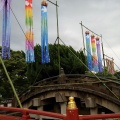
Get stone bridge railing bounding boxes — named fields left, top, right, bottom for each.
left=17, top=74, right=120, bottom=107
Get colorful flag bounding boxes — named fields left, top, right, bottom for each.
left=96, top=37, right=103, bottom=72
left=2, top=0, right=11, bottom=59
left=91, top=35, right=99, bottom=72
left=85, top=31, right=92, bottom=71
left=0, top=0, right=5, bottom=11
left=106, top=58, right=114, bottom=74
left=41, top=0, right=50, bottom=64
left=25, top=0, right=35, bottom=62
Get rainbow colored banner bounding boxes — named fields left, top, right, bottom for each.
left=91, top=35, right=99, bottom=72
left=41, top=0, right=50, bottom=64
left=85, top=31, right=92, bottom=71
left=2, top=0, right=11, bottom=59
left=25, top=0, right=35, bottom=62
left=96, top=37, right=103, bottom=72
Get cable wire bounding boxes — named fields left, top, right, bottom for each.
left=3, top=0, right=120, bottom=102
left=80, top=23, right=101, bottom=37
left=59, top=37, right=119, bottom=100
left=102, top=37, right=120, bottom=61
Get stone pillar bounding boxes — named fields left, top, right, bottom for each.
left=90, top=107, right=97, bottom=114
left=37, top=106, right=43, bottom=120
left=54, top=103, right=60, bottom=113
left=85, top=97, right=98, bottom=114
left=58, top=68, right=66, bottom=83
left=31, top=98, right=43, bottom=120
left=55, top=92, right=67, bottom=114
left=55, top=93, right=67, bottom=103
left=60, top=102, right=67, bottom=114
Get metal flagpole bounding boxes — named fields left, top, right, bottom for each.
left=80, top=21, right=85, bottom=54
left=56, top=0, right=60, bottom=75
left=47, top=0, right=61, bottom=75
left=100, top=35, right=105, bottom=71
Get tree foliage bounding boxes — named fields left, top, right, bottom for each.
left=114, top=71, right=120, bottom=79
left=27, top=44, right=87, bottom=84
left=1, top=44, right=120, bottom=101
left=0, top=44, right=87, bottom=99
left=0, top=47, right=29, bottom=99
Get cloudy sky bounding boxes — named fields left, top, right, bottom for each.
left=0, top=0, right=120, bottom=70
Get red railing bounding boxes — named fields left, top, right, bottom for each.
left=1, top=97, right=120, bottom=120
left=0, top=106, right=65, bottom=120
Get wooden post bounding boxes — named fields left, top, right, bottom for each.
left=66, top=97, right=79, bottom=120
left=21, top=110, right=30, bottom=120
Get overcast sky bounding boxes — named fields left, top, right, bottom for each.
left=0, top=0, right=120, bottom=70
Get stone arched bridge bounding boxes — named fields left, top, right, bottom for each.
left=16, top=73, right=120, bottom=117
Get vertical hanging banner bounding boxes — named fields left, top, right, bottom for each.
left=91, top=35, right=99, bottom=72
left=25, top=0, right=35, bottom=62
left=96, top=37, right=103, bottom=72
left=2, top=0, right=11, bottom=59
left=85, top=31, right=92, bottom=71
left=105, top=58, right=114, bottom=75
left=0, top=0, right=5, bottom=11
left=41, top=0, right=50, bottom=64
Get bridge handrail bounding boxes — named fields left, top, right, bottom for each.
left=18, top=75, right=59, bottom=96
left=19, top=83, right=120, bottom=106
left=79, top=113, right=120, bottom=120
left=1, top=104, right=120, bottom=120
left=34, top=75, right=59, bottom=85
left=33, top=74, right=120, bottom=85
left=0, top=107, right=65, bottom=119
left=65, top=74, right=120, bottom=83
left=19, top=74, right=120, bottom=96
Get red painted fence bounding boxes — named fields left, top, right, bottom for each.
left=0, top=97, right=120, bottom=120
left=1, top=106, right=120, bottom=120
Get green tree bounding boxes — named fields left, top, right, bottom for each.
left=26, top=44, right=87, bottom=84
left=114, top=71, right=120, bottom=79
left=0, top=44, right=87, bottom=99
left=0, top=48, right=28, bottom=99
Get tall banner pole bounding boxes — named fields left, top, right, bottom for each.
left=85, top=31, right=92, bottom=71
left=41, top=0, right=50, bottom=64
left=56, top=0, right=61, bottom=75
left=80, top=21, right=85, bottom=54
left=91, top=34, right=99, bottom=72
left=96, top=37, right=103, bottom=72
left=46, top=0, right=60, bottom=74
left=100, top=35, right=105, bottom=71
left=25, top=0, right=35, bottom=62
left=0, top=57, right=22, bottom=108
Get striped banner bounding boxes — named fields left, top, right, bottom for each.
left=25, top=0, right=35, bottom=62
left=91, top=35, right=99, bottom=72
left=41, top=0, right=50, bottom=64
left=106, top=58, right=114, bottom=75
left=85, top=31, right=92, bottom=71
left=2, top=0, right=11, bottom=59
left=0, top=0, right=5, bottom=11
left=96, top=37, right=103, bottom=72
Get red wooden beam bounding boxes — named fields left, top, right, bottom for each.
left=0, top=107, right=65, bottom=119
left=79, top=113, right=120, bottom=120
left=0, top=114, right=21, bottom=120
left=1, top=106, right=120, bottom=120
